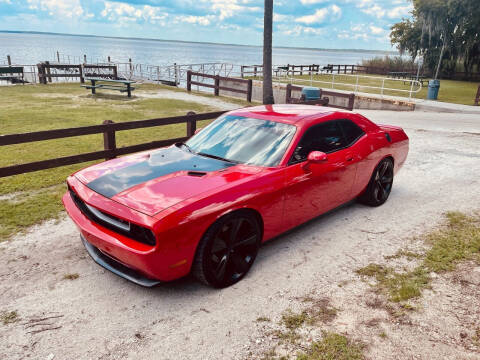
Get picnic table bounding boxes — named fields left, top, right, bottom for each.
left=406, top=74, right=427, bottom=86
left=82, top=77, right=136, bottom=98
left=388, top=71, right=410, bottom=79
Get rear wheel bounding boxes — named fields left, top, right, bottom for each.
left=192, top=212, right=261, bottom=288
left=358, top=158, right=394, bottom=207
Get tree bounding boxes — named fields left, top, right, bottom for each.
left=390, top=0, right=480, bottom=79
left=263, top=0, right=274, bottom=105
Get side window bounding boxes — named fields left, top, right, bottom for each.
left=339, top=119, right=365, bottom=146
left=290, top=121, right=346, bottom=163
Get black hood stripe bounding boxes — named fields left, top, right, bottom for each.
left=87, top=146, right=234, bottom=198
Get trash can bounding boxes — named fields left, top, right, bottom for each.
left=427, top=79, right=440, bottom=100
left=301, top=86, right=321, bottom=101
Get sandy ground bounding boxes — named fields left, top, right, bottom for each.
left=1, top=110, right=480, bottom=360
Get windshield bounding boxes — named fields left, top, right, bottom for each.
left=186, top=115, right=296, bottom=167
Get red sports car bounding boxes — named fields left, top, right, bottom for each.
left=63, top=105, right=409, bottom=288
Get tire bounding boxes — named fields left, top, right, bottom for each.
left=358, top=158, right=394, bottom=207
left=192, top=211, right=261, bottom=288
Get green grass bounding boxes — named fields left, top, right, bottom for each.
left=63, top=273, right=80, bottom=280
left=356, top=212, right=480, bottom=303
left=1, top=311, right=19, bottom=325
left=259, top=73, right=479, bottom=105
left=297, top=332, right=365, bottom=360
left=0, top=83, right=226, bottom=240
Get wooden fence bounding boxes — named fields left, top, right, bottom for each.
left=37, top=62, right=84, bottom=84
left=83, top=64, right=118, bottom=79
left=37, top=62, right=119, bottom=84
left=285, top=84, right=355, bottom=111
left=475, top=85, right=480, bottom=106
left=187, top=71, right=253, bottom=102
left=0, top=111, right=226, bottom=178
left=240, top=64, right=321, bottom=78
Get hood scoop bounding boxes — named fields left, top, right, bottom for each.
left=187, top=171, right=207, bottom=177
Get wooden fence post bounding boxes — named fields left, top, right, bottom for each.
left=7, top=55, right=11, bottom=66
left=186, top=70, right=192, bottom=91
left=214, top=75, right=220, bottom=96
left=79, top=65, right=84, bottom=83
left=286, top=83, right=292, bottom=103
left=347, top=93, right=355, bottom=111
left=103, top=120, right=116, bottom=160
left=174, top=63, right=178, bottom=84
left=247, top=79, right=253, bottom=102
left=113, top=65, right=118, bottom=80
left=56, top=51, right=60, bottom=62
left=475, top=85, right=480, bottom=106
left=240, top=66, right=244, bottom=78
left=186, top=111, right=197, bottom=137
left=45, top=61, right=52, bottom=83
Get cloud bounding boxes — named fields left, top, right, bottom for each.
left=101, top=1, right=167, bottom=24
left=295, top=4, right=341, bottom=25
left=273, top=13, right=289, bottom=22
left=207, top=0, right=261, bottom=21
left=176, top=15, right=213, bottom=26
left=369, top=25, right=384, bottom=35
left=387, top=5, right=412, bottom=18
left=360, top=4, right=385, bottom=19
left=281, top=24, right=324, bottom=36
left=27, top=0, right=86, bottom=18
left=299, top=0, right=328, bottom=4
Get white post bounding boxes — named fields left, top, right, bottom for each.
left=355, top=75, right=359, bottom=93
left=409, top=80, right=415, bottom=99
left=310, top=70, right=313, bottom=86
left=331, top=73, right=335, bottom=89
left=381, top=78, right=385, bottom=96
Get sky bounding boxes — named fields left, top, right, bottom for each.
left=0, top=0, right=413, bottom=50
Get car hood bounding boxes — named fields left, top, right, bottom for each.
left=74, top=146, right=262, bottom=216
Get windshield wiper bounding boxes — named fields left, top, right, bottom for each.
left=176, top=142, right=194, bottom=154
left=197, top=152, right=240, bottom=164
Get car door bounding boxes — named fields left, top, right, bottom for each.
left=282, top=120, right=358, bottom=228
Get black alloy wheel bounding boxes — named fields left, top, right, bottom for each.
left=192, top=212, right=261, bottom=288
left=358, top=158, right=394, bottom=207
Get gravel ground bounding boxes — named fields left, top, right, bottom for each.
left=1, top=110, right=479, bottom=360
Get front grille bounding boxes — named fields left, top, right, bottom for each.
left=69, top=186, right=156, bottom=246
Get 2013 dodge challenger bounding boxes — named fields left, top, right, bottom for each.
left=63, top=105, right=409, bottom=288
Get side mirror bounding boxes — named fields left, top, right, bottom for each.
left=194, top=128, right=203, bottom=135
left=307, top=151, right=328, bottom=163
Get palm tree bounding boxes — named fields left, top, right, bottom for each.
left=263, top=0, right=274, bottom=104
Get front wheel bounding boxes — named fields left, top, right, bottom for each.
left=192, top=212, right=261, bottom=288
left=358, top=158, right=394, bottom=207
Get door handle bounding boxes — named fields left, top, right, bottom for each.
left=346, top=155, right=354, bottom=162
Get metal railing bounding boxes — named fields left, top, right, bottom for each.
left=274, top=71, right=423, bottom=98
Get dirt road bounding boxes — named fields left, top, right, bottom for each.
left=1, top=110, right=479, bottom=360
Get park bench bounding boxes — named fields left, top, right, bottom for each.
left=388, top=71, right=410, bottom=79
left=0, top=66, right=24, bottom=84
left=82, top=77, right=136, bottom=98
left=322, top=65, right=334, bottom=73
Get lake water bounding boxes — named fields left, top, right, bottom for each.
left=0, top=32, right=392, bottom=67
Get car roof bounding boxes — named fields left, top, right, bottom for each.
left=227, top=104, right=352, bottom=126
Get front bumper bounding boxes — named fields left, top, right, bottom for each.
left=81, top=235, right=161, bottom=287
